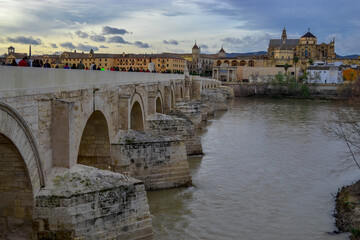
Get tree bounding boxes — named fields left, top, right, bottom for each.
left=308, top=59, right=313, bottom=65
left=325, top=105, right=360, bottom=171
left=284, top=63, right=290, bottom=84
left=90, top=49, right=94, bottom=54
left=293, top=56, right=299, bottom=82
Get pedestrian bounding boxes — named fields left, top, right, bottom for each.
left=39, top=60, right=43, bottom=68
left=44, top=60, right=51, bottom=68
left=33, top=59, right=41, bottom=67
left=90, top=62, right=96, bottom=70
left=10, top=59, right=17, bottom=66
left=77, top=60, right=85, bottom=69
left=64, top=63, right=70, bottom=69
left=18, top=57, right=28, bottom=67
left=71, top=63, right=77, bottom=69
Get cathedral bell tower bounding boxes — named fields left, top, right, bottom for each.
left=281, top=27, right=287, bottom=40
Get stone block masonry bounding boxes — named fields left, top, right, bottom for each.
left=34, top=165, right=153, bottom=240
left=111, top=130, right=191, bottom=190
left=146, top=113, right=203, bottom=156
left=0, top=66, right=222, bottom=239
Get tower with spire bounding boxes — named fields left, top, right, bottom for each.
left=281, top=27, right=287, bottom=41
left=192, top=41, right=200, bottom=61
left=218, top=46, right=226, bottom=58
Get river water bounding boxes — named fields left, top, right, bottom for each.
left=147, top=98, right=359, bottom=240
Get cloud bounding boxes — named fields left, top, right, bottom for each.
left=199, top=44, right=208, bottom=49
left=59, top=42, right=99, bottom=52
left=134, top=41, right=150, bottom=48
left=75, top=30, right=88, bottom=38
left=99, top=45, right=108, bottom=48
left=221, top=33, right=271, bottom=51
left=102, top=26, right=130, bottom=35
left=50, top=43, right=58, bottom=48
left=60, top=42, right=76, bottom=49
left=107, top=36, right=130, bottom=44
left=7, top=36, right=42, bottom=45
left=163, top=39, right=178, bottom=45
left=77, top=43, right=99, bottom=52
left=90, top=35, right=106, bottom=42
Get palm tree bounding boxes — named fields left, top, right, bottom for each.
left=293, top=56, right=299, bottom=82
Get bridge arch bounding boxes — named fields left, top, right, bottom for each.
left=77, top=110, right=111, bottom=170
left=130, top=92, right=145, bottom=131
left=0, top=103, right=44, bottom=194
left=155, top=90, right=164, bottom=113
left=0, top=103, right=43, bottom=239
left=0, top=134, right=36, bottom=239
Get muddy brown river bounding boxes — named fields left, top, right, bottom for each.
left=148, top=98, right=359, bottom=240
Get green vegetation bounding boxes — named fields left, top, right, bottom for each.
left=270, top=72, right=310, bottom=98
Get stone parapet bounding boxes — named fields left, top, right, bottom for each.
left=111, top=130, right=191, bottom=190
left=34, top=165, right=153, bottom=240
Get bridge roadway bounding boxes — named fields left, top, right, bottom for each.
left=0, top=66, right=222, bottom=239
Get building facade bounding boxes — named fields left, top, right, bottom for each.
left=268, top=28, right=336, bottom=61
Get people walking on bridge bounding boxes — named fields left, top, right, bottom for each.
left=90, top=62, right=96, bottom=70
left=18, top=57, right=28, bottom=67
left=33, top=59, right=41, bottom=67
left=77, top=60, right=85, bottom=69
left=44, top=60, right=51, bottom=68
left=10, top=59, right=17, bottom=66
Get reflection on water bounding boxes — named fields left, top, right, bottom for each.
left=147, top=98, right=358, bottom=240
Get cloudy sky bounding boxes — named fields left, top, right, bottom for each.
left=0, top=0, right=359, bottom=56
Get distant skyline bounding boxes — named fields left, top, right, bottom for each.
left=1, top=0, right=359, bottom=56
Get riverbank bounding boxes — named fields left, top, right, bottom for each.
left=335, top=180, right=360, bottom=240
left=223, top=82, right=349, bottom=100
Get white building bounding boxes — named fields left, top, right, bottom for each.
left=306, top=62, right=343, bottom=84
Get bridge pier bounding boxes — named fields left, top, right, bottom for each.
left=33, top=165, right=153, bottom=240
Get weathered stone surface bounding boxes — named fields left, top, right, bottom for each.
left=0, top=134, right=36, bottom=240
left=0, top=67, right=222, bottom=238
left=147, top=112, right=203, bottom=156
left=201, top=88, right=229, bottom=112
left=174, top=101, right=203, bottom=129
left=34, top=165, right=153, bottom=240
left=111, top=130, right=191, bottom=190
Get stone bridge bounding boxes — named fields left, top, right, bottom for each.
left=0, top=66, right=231, bottom=239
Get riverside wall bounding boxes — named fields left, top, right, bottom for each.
left=223, top=82, right=340, bottom=98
